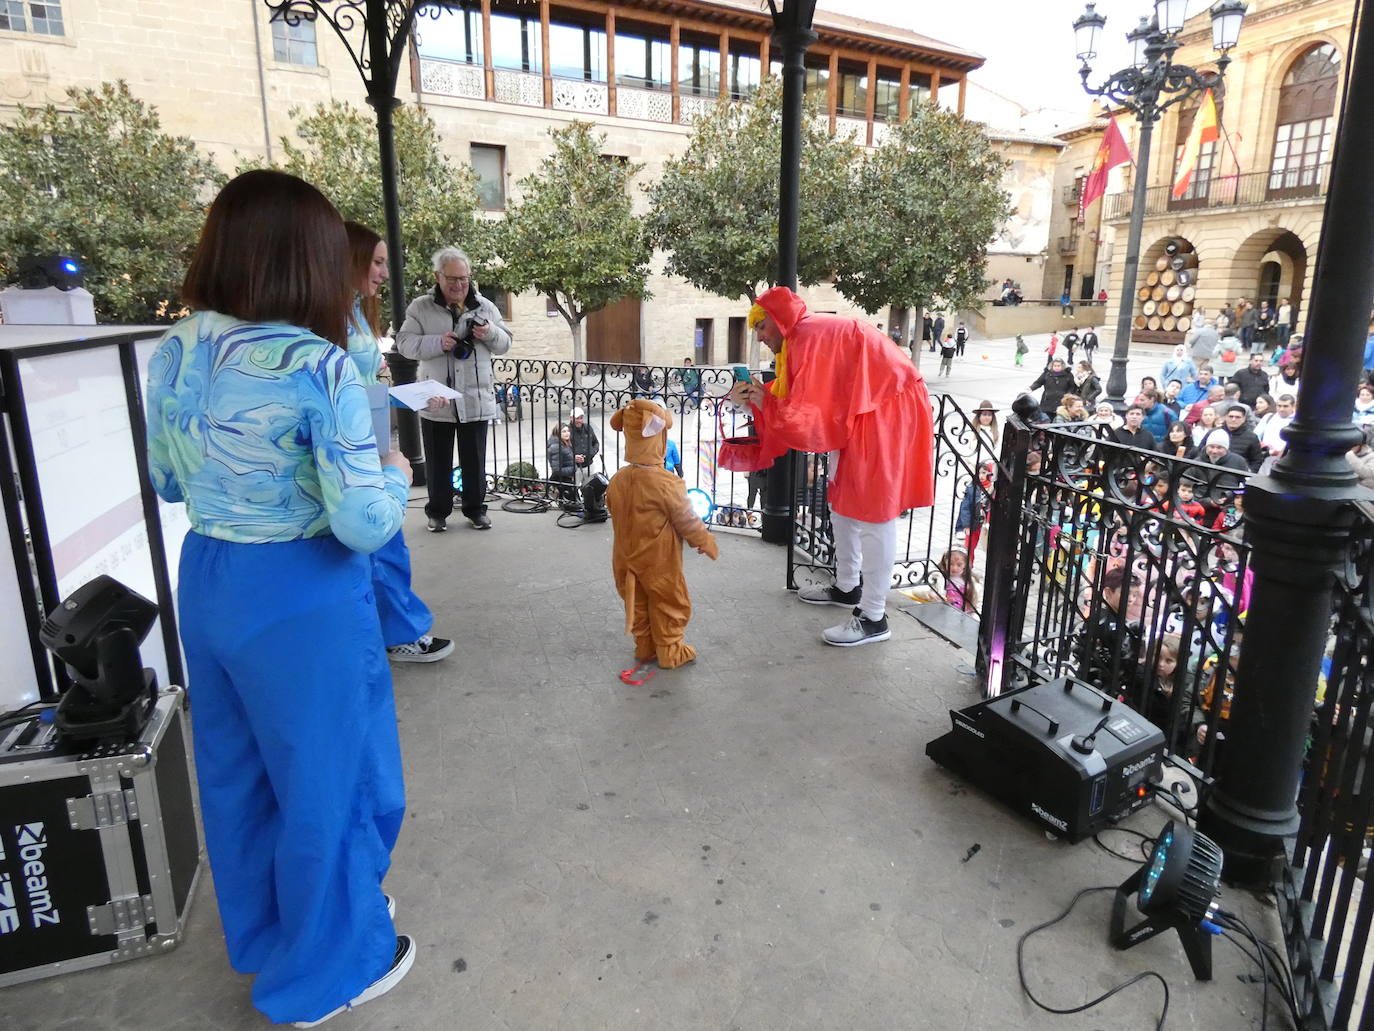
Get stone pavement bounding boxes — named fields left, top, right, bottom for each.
left=6, top=505, right=1288, bottom=1030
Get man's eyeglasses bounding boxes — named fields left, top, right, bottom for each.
left=442, top=275, right=470, bottom=286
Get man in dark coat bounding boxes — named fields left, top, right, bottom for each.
left=1062, top=328, right=1080, bottom=365
left=1081, top=327, right=1099, bottom=362
left=570, top=406, right=600, bottom=484
left=1222, top=405, right=1264, bottom=471
left=1114, top=404, right=1157, bottom=450
left=1029, top=358, right=1074, bottom=414
left=931, top=314, right=945, bottom=353
left=1230, top=353, right=1271, bottom=408
left=1186, top=429, right=1250, bottom=510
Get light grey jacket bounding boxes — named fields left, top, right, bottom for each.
left=396, top=285, right=512, bottom=423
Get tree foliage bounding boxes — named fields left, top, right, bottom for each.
left=0, top=81, right=224, bottom=323
left=833, top=105, right=1009, bottom=317
left=644, top=77, right=856, bottom=304
left=496, top=121, right=652, bottom=364
left=251, top=101, right=482, bottom=320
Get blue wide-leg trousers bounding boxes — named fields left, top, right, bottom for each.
left=370, top=529, right=432, bottom=648
left=178, top=532, right=406, bottom=1024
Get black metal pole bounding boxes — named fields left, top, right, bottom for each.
left=1104, top=114, right=1154, bottom=412
left=367, top=92, right=425, bottom=487
left=1199, top=0, right=1374, bottom=883
left=761, top=12, right=817, bottom=546
left=362, top=0, right=423, bottom=486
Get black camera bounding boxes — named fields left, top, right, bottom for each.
left=451, top=308, right=488, bottom=360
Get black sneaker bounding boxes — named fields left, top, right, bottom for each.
left=822, top=610, right=891, bottom=647
left=797, top=583, right=862, bottom=607
left=426, top=517, right=446, bottom=533
left=468, top=513, right=492, bottom=530
left=387, top=636, right=454, bottom=663
left=292, top=935, right=417, bottom=1027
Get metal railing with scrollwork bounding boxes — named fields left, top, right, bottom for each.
left=977, top=416, right=1253, bottom=775
left=788, top=392, right=1003, bottom=604
left=478, top=359, right=766, bottom=531
left=1277, top=500, right=1374, bottom=1031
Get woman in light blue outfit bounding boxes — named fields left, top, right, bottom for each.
left=145, top=171, right=415, bottom=1027
left=344, top=221, right=452, bottom=663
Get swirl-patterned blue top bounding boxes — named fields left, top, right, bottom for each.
left=145, top=310, right=408, bottom=553
left=346, top=298, right=383, bottom=385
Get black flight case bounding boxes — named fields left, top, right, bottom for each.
left=0, top=686, right=202, bottom=987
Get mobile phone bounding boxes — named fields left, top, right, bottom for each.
left=732, top=365, right=753, bottom=383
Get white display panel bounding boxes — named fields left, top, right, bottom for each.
left=19, top=347, right=172, bottom=687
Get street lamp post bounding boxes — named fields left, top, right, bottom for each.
left=1072, top=0, right=1246, bottom=412
left=264, top=1, right=463, bottom=486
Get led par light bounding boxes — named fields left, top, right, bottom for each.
left=686, top=487, right=714, bottom=522
left=1110, top=819, right=1225, bottom=979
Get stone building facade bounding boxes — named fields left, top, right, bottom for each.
left=0, top=0, right=982, bottom=362
left=1084, top=0, right=1350, bottom=345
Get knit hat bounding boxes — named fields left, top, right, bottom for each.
left=1203, top=429, right=1231, bottom=449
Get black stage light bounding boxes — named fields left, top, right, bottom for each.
left=1110, top=819, right=1225, bottom=979
left=580, top=471, right=610, bottom=523
left=40, top=575, right=160, bottom=742
left=17, top=253, right=83, bottom=291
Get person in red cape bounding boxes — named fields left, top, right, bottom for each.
left=732, top=286, right=935, bottom=646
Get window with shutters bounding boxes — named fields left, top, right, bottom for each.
left=1268, top=44, right=1338, bottom=198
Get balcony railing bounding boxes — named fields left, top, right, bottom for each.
left=1056, top=236, right=1078, bottom=256
left=1102, top=164, right=1331, bottom=220
left=1062, top=183, right=1081, bottom=206
left=417, top=56, right=895, bottom=140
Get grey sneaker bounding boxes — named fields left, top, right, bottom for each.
left=292, top=934, right=416, bottom=1027
left=797, top=583, right=862, bottom=607
left=822, top=611, right=891, bottom=647
left=387, top=635, right=454, bottom=663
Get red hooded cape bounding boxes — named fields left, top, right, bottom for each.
left=752, top=287, right=934, bottom=522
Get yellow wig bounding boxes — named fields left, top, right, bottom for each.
left=746, top=302, right=788, bottom=398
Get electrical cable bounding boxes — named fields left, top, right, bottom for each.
left=1017, top=885, right=1170, bottom=1031
left=1093, top=826, right=1154, bottom=863
left=1215, top=911, right=1303, bottom=1029
left=0, top=698, right=56, bottom=729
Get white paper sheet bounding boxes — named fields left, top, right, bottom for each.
left=389, top=380, right=460, bottom=411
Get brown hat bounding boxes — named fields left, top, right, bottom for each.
left=973, top=399, right=998, bottom=414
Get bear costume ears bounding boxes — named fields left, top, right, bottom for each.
left=610, top=397, right=673, bottom=437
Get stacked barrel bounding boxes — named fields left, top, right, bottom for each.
left=1133, top=237, right=1198, bottom=341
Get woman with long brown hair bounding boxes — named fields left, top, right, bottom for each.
left=145, top=170, right=415, bottom=1027
left=344, top=220, right=452, bottom=663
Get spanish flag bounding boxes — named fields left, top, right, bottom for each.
left=1080, top=115, right=1132, bottom=215
left=1172, top=89, right=1219, bottom=199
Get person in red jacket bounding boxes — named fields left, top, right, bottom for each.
left=732, top=286, right=935, bottom=647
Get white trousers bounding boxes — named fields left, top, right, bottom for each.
left=831, top=510, right=899, bottom=622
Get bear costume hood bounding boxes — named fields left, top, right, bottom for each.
left=610, top=397, right=673, bottom=467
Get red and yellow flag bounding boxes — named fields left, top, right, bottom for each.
left=1080, top=115, right=1133, bottom=216
left=1172, top=89, right=1219, bottom=199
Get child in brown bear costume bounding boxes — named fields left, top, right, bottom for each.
left=606, top=398, right=718, bottom=669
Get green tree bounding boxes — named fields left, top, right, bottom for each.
left=0, top=81, right=223, bottom=323
left=497, top=121, right=651, bottom=365
left=251, top=101, right=482, bottom=321
left=645, top=77, right=857, bottom=306
left=832, top=105, right=1009, bottom=332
